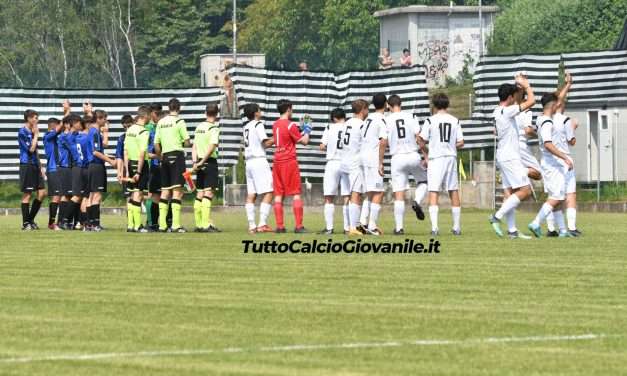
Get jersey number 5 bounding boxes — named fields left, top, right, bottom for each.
left=439, top=123, right=452, bottom=143
left=396, top=119, right=406, bottom=139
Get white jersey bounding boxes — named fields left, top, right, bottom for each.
left=494, top=105, right=522, bottom=162
left=537, top=115, right=565, bottom=167
left=552, top=112, right=575, bottom=155
left=341, top=117, right=364, bottom=170
left=420, top=113, right=463, bottom=159
left=320, top=122, right=347, bottom=161
left=360, top=112, right=388, bottom=167
left=515, top=110, right=535, bottom=145
left=385, top=111, right=420, bottom=155
left=243, top=120, right=270, bottom=159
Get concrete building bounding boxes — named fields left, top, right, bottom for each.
left=200, top=53, right=265, bottom=87
left=374, top=5, right=499, bottom=86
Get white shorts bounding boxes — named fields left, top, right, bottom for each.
left=363, top=166, right=384, bottom=192
left=498, top=159, right=531, bottom=190
left=427, top=156, right=458, bottom=192
left=245, top=158, right=273, bottom=195
left=519, top=144, right=541, bottom=172
left=341, top=164, right=364, bottom=194
left=323, top=160, right=350, bottom=196
left=542, top=162, right=567, bottom=200
left=391, top=152, right=427, bottom=192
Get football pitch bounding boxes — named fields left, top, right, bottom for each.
left=0, top=210, right=626, bottom=375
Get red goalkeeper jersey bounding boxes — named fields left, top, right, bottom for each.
left=272, top=119, right=302, bottom=163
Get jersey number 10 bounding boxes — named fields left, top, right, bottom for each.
left=439, top=123, right=452, bottom=143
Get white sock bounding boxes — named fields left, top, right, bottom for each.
left=506, top=209, right=517, bottom=233
left=451, top=206, right=461, bottom=231
left=532, top=202, right=554, bottom=226
left=553, top=210, right=567, bottom=232
left=324, top=203, right=334, bottom=231
left=360, top=199, right=370, bottom=225
left=259, top=202, right=271, bottom=227
left=245, top=203, right=256, bottom=230
left=566, top=207, right=577, bottom=231
left=342, top=204, right=349, bottom=231
left=546, top=211, right=556, bottom=232
left=429, top=205, right=439, bottom=232
left=495, top=194, right=521, bottom=220
left=415, top=183, right=428, bottom=205
left=393, top=200, right=405, bottom=231
left=368, top=203, right=381, bottom=230
left=349, top=203, right=361, bottom=229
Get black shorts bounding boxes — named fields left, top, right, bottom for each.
left=88, top=163, right=107, bottom=193
left=149, top=165, right=162, bottom=194
left=19, top=164, right=44, bottom=193
left=196, top=158, right=219, bottom=191
left=47, top=171, right=61, bottom=197
left=127, top=161, right=149, bottom=192
left=161, top=151, right=186, bottom=190
left=58, top=167, right=73, bottom=196
left=71, top=166, right=89, bottom=198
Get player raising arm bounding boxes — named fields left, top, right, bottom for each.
left=489, top=75, right=536, bottom=238
left=154, top=98, right=191, bottom=233
left=418, top=93, right=464, bottom=236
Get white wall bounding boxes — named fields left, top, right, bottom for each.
left=200, top=54, right=265, bottom=87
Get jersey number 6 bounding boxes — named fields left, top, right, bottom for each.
left=396, top=119, right=406, bottom=139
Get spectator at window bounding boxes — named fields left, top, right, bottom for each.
left=298, top=61, right=309, bottom=72
left=400, top=49, right=412, bottom=68
left=378, top=48, right=394, bottom=70
left=220, top=74, right=239, bottom=119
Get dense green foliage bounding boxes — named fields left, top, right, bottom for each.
left=489, top=0, right=627, bottom=54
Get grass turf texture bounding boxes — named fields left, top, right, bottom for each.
left=0, top=210, right=626, bottom=375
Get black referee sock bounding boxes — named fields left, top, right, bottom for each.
left=86, top=205, right=94, bottom=226
left=73, top=202, right=80, bottom=226
left=21, top=203, right=30, bottom=226
left=49, top=202, right=59, bottom=225
left=166, top=201, right=173, bottom=228
left=93, top=204, right=101, bottom=227
left=29, top=199, right=42, bottom=223
left=151, top=202, right=159, bottom=228
left=80, top=210, right=88, bottom=226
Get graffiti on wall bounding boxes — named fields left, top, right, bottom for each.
left=416, top=39, right=449, bottom=82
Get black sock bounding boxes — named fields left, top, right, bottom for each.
left=151, top=202, right=159, bottom=227
left=73, top=202, right=80, bottom=226
left=29, top=199, right=42, bottom=223
left=166, top=201, right=173, bottom=227
left=59, top=202, right=68, bottom=225
left=21, top=203, right=30, bottom=225
left=80, top=211, right=87, bottom=225
left=93, top=204, right=100, bottom=227
left=87, top=205, right=94, bottom=226
left=49, top=202, right=59, bottom=225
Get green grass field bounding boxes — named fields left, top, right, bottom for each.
left=1, top=210, right=626, bottom=375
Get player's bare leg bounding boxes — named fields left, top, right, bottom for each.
left=528, top=168, right=541, bottom=181
left=393, top=190, right=406, bottom=235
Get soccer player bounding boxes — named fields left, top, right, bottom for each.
left=18, top=109, right=46, bottom=230
left=242, top=103, right=274, bottom=234
left=65, top=115, right=90, bottom=229
left=85, top=110, right=116, bottom=231
left=154, top=98, right=191, bottom=233
left=489, top=75, right=536, bottom=238
left=319, top=108, right=350, bottom=235
left=115, top=114, right=134, bottom=195
left=124, top=106, right=151, bottom=233
left=144, top=103, right=163, bottom=229
left=418, top=93, right=464, bottom=236
left=340, top=99, right=368, bottom=235
left=191, top=104, right=221, bottom=233
left=271, top=99, right=311, bottom=233
left=546, top=72, right=580, bottom=237
left=43, top=117, right=63, bottom=230
left=359, top=94, right=388, bottom=236
left=57, top=116, right=74, bottom=230
left=528, top=93, right=574, bottom=238
left=384, top=94, right=428, bottom=235
left=146, top=106, right=164, bottom=231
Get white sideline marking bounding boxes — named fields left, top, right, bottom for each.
left=0, top=334, right=609, bottom=364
